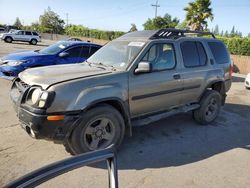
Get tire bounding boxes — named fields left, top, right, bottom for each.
left=193, top=90, right=222, bottom=125
left=67, top=105, right=125, bottom=155
left=4, top=37, right=12, bottom=43
left=30, top=39, right=37, bottom=45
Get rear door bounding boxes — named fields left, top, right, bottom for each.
left=129, top=42, right=183, bottom=118
left=178, top=40, right=209, bottom=104
left=24, top=31, right=32, bottom=41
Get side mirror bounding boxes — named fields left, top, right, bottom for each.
left=135, top=61, right=152, bottom=74
left=59, top=52, right=69, bottom=58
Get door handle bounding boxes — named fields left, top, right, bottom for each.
left=173, top=74, right=181, bottom=80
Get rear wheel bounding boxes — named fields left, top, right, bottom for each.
left=4, top=37, right=12, bottom=43
left=66, top=105, right=125, bottom=155
left=193, top=90, right=221, bottom=125
left=30, top=39, right=37, bottom=45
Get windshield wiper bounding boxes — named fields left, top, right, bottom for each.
left=96, top=62, right=117, bottom=71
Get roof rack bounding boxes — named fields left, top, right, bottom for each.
left=150, top=28, right=216, bottom=39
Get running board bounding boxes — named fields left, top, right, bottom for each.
left=132, top=104, right=200, bottom=127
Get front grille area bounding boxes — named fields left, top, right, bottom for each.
left=11, top=79, right=30, bottom=103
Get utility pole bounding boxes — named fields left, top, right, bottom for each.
left=66, top=13, right=69, bottom=26
left=151, top=0, right=160, bottom=18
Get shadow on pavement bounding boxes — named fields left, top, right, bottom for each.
left=232, top=75, right=245, bottom=83
left=11, top=42, right=49, bottom=47
left=101, top=102, right=250, bottom=170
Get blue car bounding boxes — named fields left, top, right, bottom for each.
left=0, top=41, right=102, bottom=79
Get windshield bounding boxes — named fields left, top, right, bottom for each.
left=39, top=41, right=72, bottom=55
left=87, top=40, right=145, bottom=69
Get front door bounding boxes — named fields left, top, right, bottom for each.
left=129, top=43, right=183, bottom=118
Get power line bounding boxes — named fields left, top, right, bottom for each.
left=151, top=0, right=160, bottom=18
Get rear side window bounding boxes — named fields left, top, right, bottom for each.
left=80, top=46, right=91, bottom=58
left=25, top=31, right=32, bottom=35
left=66, top=46, right=84, bottom=58
left=208, top=42, right=230, bottom=64
left=181, top=41, right=207, bottom=67
left=89, top=46, right=100, bottom=56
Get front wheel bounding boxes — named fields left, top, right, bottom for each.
left=4, top=37, right=12, bottom=43
left=67, top=105, right=125, bottom=154
left=193, top=90, right=222, bottom=125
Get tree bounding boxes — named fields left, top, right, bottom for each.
left=143, top=13, right=179, bottom=30
left=13, top=17, right=22, bottom=29
left=129, top=24, right=138, bottom=32
left=224, top=30, right=229, bottom=37
left=214, top=24, right=219, bottom=35
left=184, top=0, right=213, bottom=31
left=230, top=26, right=235, bottom=37
left=220, top=30, right=224, bottom=36
left=39, top=7, right=65, bottom=34
left=248, top=33, right=250, bottom=38
left=175, top=20, right=189, bottom=29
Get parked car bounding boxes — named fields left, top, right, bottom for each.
left=0, top=41, right=102, bottom=79
left=0, top=30, right=41, bottom=45
left=245, top=73, right=250, bottom=89
left=66, top=37, right=82, bottom=41
left=10, top=29, right=232, bottom=154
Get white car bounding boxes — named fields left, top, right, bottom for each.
left=0, top=30, right=41, bottom=45
left=245, top=73, right=250, bottom=89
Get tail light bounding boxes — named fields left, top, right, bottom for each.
left=229, top=64, right=233, bottom=80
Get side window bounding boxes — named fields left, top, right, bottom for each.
left=208, top=42, right=230, bottom=64
left=142, top=43, right=176, bottom=71
left=65, top=47, right=84, bottom=58
left=181, top=41, right=207, bottom=67
left=32, top=32, right=38, bottom=36
left=18, top=31, right=24, bottom=35
left=89, top=46, right=100, bottom=56
left=25, top=31, right=32, bottom=35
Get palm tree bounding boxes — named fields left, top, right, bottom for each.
left=184, top=0, right=213, bottom=31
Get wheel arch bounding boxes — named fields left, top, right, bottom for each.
left=66, top=97, right=132, bottom=140
left=201, top=80, right=226, bottom=105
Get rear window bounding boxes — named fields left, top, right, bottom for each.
left=181, top=41, right=207, bottom=67
left=208, top=42, right=230, bottom=64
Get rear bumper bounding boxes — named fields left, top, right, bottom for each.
left=17, top=107, right=80, bottom=141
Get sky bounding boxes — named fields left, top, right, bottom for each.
left=0, top=0, right=249, bottom=36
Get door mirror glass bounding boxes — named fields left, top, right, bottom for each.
left=135, top=61, right=151, bottom=74
left=59, top=52, right=69, bottom=58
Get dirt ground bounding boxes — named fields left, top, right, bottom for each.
left=0, top=41, right=250, bottom=188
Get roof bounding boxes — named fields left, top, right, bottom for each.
left=58, top=40, right=102, bottom=47
left=117, top=29, right=216, bottom=41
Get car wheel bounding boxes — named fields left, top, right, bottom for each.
left=4, top=37, right=12, bottom=43
left=193, top=90, right=221, bottom=125
left=67, top=104, right=125, bottom=154
left=30, top=39, right=37, bottom=45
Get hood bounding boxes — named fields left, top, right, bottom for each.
left=19, top=63, right=112, bottom=89
left=1, top=51, right=49, bottom=61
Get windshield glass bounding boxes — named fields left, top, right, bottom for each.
left=39, top=41, right=72, bottom=55
left=87, top=40, right=146, bottom=69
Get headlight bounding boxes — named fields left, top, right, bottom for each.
left=31, top=88, right=42, bottom=105
left=7, top=60, right=26, bottom=66
left=26, top=87, right=55, bottom=108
